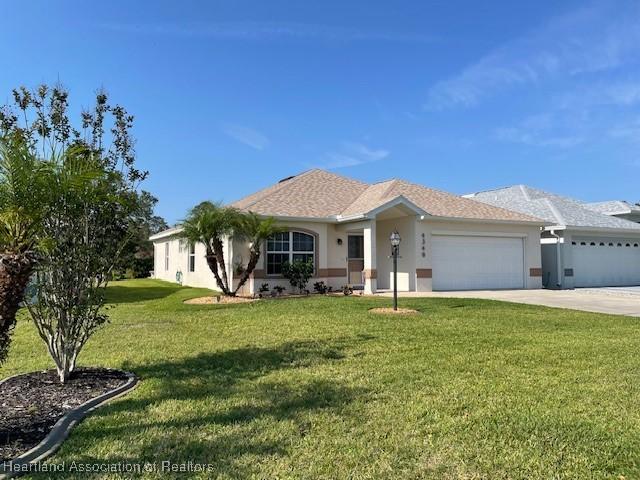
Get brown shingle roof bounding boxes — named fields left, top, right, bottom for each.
left=230, top=169, right=369, bottom=218
left=231, top=169, right=543, bottom=223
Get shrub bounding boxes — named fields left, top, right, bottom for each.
left=281, top=260, right=313, bottom=294
left=313, top=281, right=329, bottom=294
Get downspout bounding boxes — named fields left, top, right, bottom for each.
left=550, top=229, right=562, bottom=288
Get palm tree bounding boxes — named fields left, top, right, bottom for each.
left=232, top=213, right=282, bottom=295
left=0, top=137, right=50, bottom=364
left=181, top=201, right=241, bottom=296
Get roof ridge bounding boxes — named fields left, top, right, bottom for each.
left=380, top=179, right=400, bottom=198
left=232, top=168, right=359, bottom=211
left=541, top=198, right=566, bottom=225
left=518, top=185, right=531, bottom=201
left=385, top=178, right=542, bottom=222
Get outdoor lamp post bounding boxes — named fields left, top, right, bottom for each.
left=390, top=230, right=401, bottom=311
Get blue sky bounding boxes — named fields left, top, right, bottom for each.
left=2, top=0, right=639, bottom=224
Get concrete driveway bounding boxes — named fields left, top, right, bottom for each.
left=375, top=288, right=640, bottom=317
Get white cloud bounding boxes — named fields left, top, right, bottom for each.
left=495, top=112, right=585, bottom=148
left=222, top=124, right=269, bottom=150
left=609, top=117, right=640, bottom=142
left=321, top=142, right=389, bottom=168
left=425, top=2, right=640, bottom=109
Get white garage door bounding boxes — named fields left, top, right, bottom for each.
left=432, top=235, right=525, bottom=291
left=572, top=238, right=640, bottom=287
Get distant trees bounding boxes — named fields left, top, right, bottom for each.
left=0, top=84, right=148, bottom=382
left=114, top=191, right=168, bottom=279
left=180, top=203, right=280, bottom=296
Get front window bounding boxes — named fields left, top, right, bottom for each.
left=266, top=231, right=314, bottom=275
left=164, top=242, right=169, bottom=271
left=188, top=243, right=196, bottom=272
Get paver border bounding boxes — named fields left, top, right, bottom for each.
left=0, top=369, right=138, bottom=479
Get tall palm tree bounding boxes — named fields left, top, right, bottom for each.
left=0, top=137, right=50, bottom=364
left=232, top=213, right=282, bottom=295
left=181, top=201, right=241, bottom=295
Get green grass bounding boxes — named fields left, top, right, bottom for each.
left=4, top=279, right=640, bottom=479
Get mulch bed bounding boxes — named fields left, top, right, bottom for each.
left=369, top=307, right=419, bottom=315
left=0, top=368, right=129, bottom=461
left=184, top=295, right=257, bottom=305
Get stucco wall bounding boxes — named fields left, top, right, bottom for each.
left=236, top=220, right=348, bottom=295
left=152, top=217, right=544, bottom=294
left=152, top=234, right=223, bottom=290
left=375, top=216, right=416, bottom=291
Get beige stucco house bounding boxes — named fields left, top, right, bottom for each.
left=150, top=169, right=546, bottom=295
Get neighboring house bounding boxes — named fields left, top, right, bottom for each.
left=466, top=186, right=640, bottom=289
left=583, top=200, right=640, bottom=224
left=151, top=169, right=546, bottom=294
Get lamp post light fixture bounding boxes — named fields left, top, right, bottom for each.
left=390, top=230, right=401, bottom=311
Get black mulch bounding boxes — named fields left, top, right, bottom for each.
left=0, top=368, right=129, bottom=461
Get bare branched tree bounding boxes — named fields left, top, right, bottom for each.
left=1, top=84, right=147, bottom=382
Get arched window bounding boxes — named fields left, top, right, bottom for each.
left=266, top=231, right=315, bottom=275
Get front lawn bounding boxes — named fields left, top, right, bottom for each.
left=4, top=279, right=640, bottom=479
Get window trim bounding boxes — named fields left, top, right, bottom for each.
left=188, top=243, right=196, bottom=272
left=264, top=229, right=318, bottom=277
left=164, top=242, right=170, bottom=271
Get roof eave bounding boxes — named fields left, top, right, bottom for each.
left=149, top=227, right=184, bottom=241
left=564, top=225, right=640, bottom=235
left=422, top=215, right=549, bottom=227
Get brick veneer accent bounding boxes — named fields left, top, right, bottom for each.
left=529, top=268, right=543, bottom=277
left=363, top=269, right=377, bottom=279
left=253, top=268, right=347, bottom=279
left=416, top=268, right=432, bottom=278
left=317, top=268, right=347, bottom=277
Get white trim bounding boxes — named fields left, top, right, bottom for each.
left=150, top=227, right=184, bottom=241
left=421, top=215, right=548, bottom=227
left=565, top=226, right=640, bottom=235
left=431, top=230, right=527, bottom=238
left=541, top=237, right=565, bottom=244
left=265, top=230, right=315, bottom=276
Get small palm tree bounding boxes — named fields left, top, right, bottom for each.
left=0, top=137, right=50, bottom=364
left=233, top=213, right=283, bottom=294
left=181, top=201, right=241, bottom=295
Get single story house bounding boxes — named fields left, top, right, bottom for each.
left=466, top=185, right=640, bottom=289
left=151, top=169, right=546, bottom=295
left=584, top=200, right=640, bottom=224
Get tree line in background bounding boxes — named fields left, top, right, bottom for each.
left=0, top=84, right=163, bottom=382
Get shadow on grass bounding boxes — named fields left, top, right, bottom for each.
left=105, top=284, right=184, bottom=304
left=48, top=336, right=375, bottom=478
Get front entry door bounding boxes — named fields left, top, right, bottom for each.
left=347, top=235, right=365, bottom=286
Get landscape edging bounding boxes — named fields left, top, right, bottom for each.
left=0, top=369, right=138, bottom=479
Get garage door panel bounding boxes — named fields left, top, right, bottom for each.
left=432, top=235, right=524, bottom=291
left=572, top=240, right=640, bottom=287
